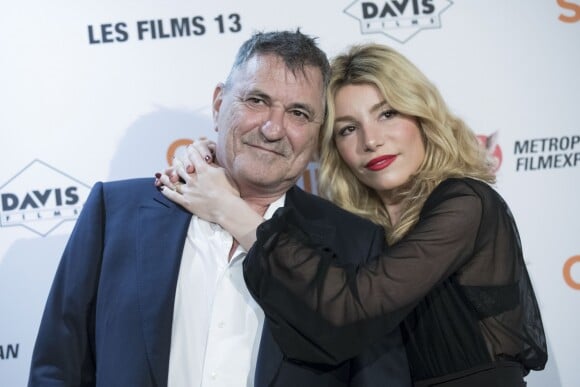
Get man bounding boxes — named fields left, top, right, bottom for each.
left=28, top=30, right=410, bottom=387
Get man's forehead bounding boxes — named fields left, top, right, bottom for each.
left=237, top=54, right=322, bottom=87
left=232, top=55, right=323, bottom=109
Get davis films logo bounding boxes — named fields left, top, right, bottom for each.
left=0, top=160, right=90, bottom=236
left=344, top=0, right=453, bottom=43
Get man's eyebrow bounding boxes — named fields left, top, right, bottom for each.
left=243, top=89, right=272, bottom=101
left=289, top=102, right=315, bottom=117
left=242, top=88, right=320, bottom=120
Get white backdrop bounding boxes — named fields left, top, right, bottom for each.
left=1, top=1, right=579, bottom=386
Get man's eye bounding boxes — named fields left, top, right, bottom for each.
left=286, top=109, right=312, bottom=125
left=247, top=97, right=264, bottom=104
left=291, top=110, right=309, bottom=119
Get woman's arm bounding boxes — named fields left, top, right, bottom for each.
left=156, top=141, right=263, bottom=251
left=243, top=180, right=484, bottom=364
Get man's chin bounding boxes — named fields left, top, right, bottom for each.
left=236, top=171, right=298, bottom=193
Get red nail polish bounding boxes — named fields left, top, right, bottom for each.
left=155, top=172, right=162, bottom=179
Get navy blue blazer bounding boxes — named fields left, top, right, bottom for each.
left=29, top=178, right=410, bottom=387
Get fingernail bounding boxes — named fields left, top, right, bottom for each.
left=155, top=172, right=162, bottom=179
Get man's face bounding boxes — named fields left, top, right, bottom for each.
left=212, top=54, right=325, bottom=197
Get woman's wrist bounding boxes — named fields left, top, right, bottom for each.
left=215, top=195, right=262, bottom=251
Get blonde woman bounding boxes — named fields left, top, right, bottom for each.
left=158, top=43, right=547, bottom=386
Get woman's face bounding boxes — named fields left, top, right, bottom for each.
left=332, top=83, right=426, bottom=202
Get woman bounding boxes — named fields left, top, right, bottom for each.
left=158, top=43, right=547, bottom=386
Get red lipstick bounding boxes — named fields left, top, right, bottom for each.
left=365, top=155, right=397, bottom=171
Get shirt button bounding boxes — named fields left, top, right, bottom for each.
left=217, top=321, right=225, bottom=328
left=211, top=372, right=217, bottom=380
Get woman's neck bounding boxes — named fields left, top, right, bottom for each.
left=384, top=202, right=403, bottom=226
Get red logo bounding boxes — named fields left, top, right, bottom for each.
left=477, top=132, right=503, bottom=173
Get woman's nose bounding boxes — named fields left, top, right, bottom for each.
left=363, top=127, right=383, bottom=152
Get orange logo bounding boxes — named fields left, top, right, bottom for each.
left=563, top=255, right=580, bottom=290
left=166, top=138, right=194, bottom=166
left=558, top=0, right=580, bottom=22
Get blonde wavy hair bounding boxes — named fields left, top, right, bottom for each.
left=318, top=43, right=496, bottom=244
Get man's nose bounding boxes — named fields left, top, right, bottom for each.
left=260, top=107, right=285, bottom=141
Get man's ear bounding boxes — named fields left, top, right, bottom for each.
left=212, top=83, right=225, bottom=132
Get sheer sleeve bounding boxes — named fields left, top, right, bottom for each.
left=244, top=180, right=548, bottom=372
left=243, top=181, right=483, bottom=364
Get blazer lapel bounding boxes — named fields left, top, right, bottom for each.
left=137, top=194, right=192, bottom=387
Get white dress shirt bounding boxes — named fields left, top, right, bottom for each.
left=168, top=195, right=285, bottom=387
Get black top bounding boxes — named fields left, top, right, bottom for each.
left=243, top=178, right=547, bottom=382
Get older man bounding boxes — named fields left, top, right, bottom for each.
left=28, top=30, right=410, bottom=387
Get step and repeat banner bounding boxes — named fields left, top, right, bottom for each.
left=1, top=1, right=578, bottom=386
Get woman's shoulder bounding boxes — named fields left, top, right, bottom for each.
left=422, top=177, right=500, bottom=214
left=431, top=177, right=497, bottom=198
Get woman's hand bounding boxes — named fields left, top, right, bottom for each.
left=156, top=140, right=240, bottom=225
left=154, top=138, right=263, bottom=250
left=155, top=138, right=216, bottom=188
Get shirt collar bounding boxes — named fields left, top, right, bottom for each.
left=263, top=193, right=286, bottom=220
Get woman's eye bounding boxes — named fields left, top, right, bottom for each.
left=381, top=109, right=398, bottom=119
left=337, top=126, right=356, bottom=136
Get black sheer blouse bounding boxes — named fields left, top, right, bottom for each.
left=243, top=178, right=547, bottom=381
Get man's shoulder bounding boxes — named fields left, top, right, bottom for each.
left=88, top=177, right=159, bottom=203
left=101, top=177, right=154, bottom=189
left=97, top=177, right=156, bottom=193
